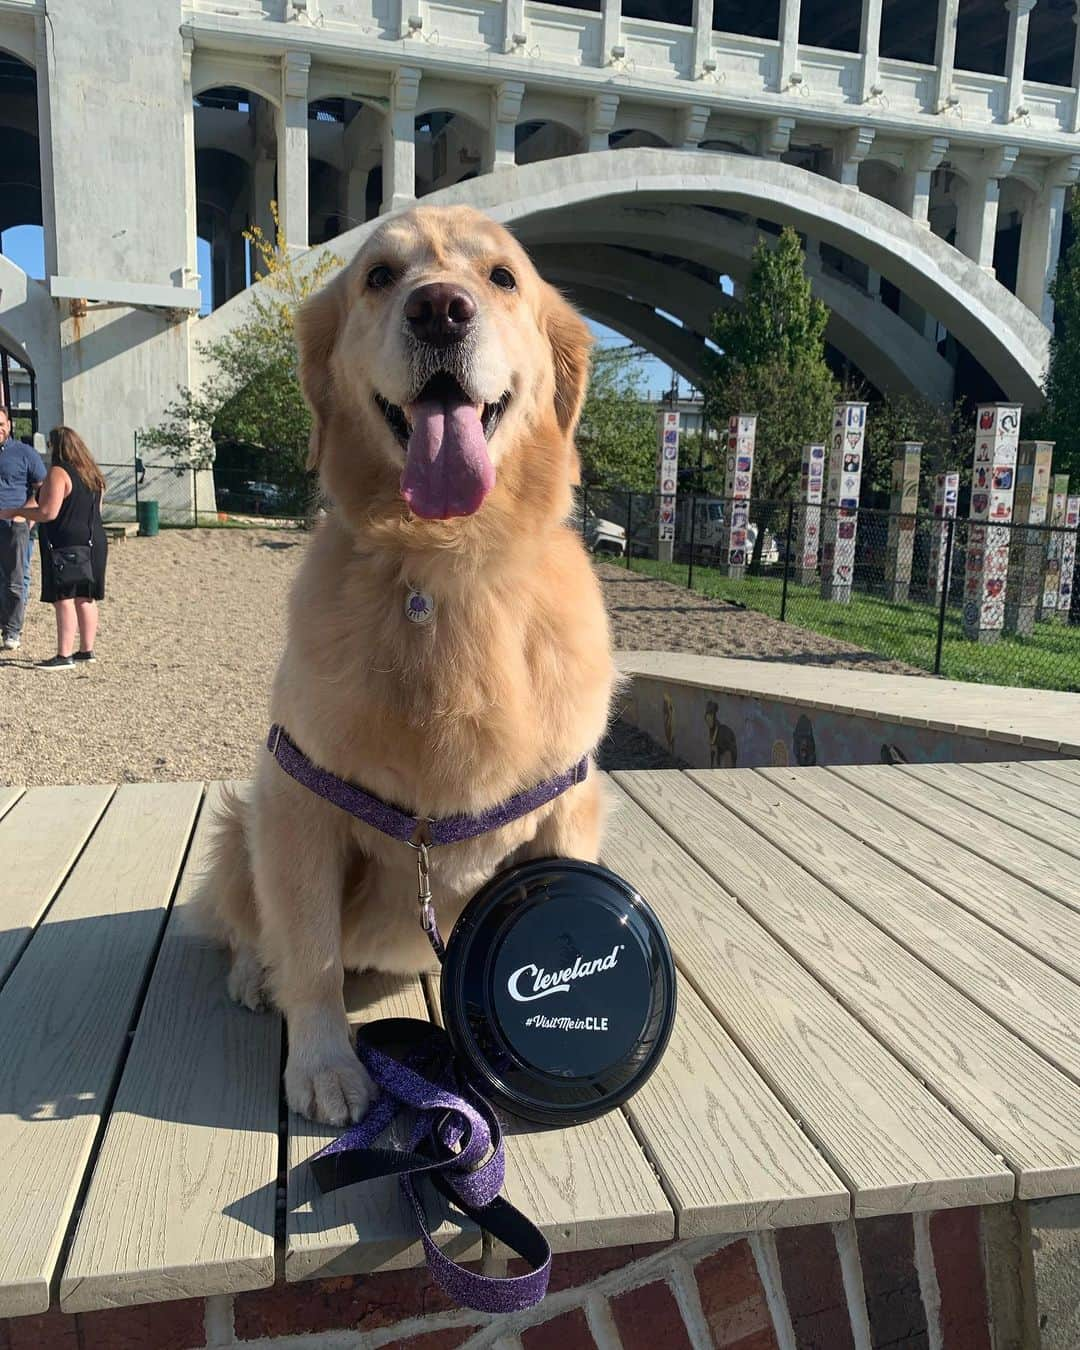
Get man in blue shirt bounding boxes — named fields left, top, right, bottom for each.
left=0, top=406, right=47, bottom=650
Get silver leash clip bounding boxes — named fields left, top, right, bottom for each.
left=409, top=822, right=445, bottom=960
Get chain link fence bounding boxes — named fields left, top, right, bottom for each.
left=579, top=486, right=1080, bottom=692
left=99, top=459, right=312, bottom=528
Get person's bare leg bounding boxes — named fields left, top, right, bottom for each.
left=74, top=597, right=98, bottom=652
left=54, top=599, right=77, bottom=657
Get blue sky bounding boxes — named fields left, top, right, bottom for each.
left=3, top=223, right=690, bottom=399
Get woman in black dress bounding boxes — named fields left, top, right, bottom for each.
left=0, top=426, right=108, bottom=670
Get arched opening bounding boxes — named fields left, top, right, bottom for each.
left=307, top=97, right=385, bottom=243
left=515, top=120, right=584, bottom=167
left=609, top=128, right=669, bottom=150
left=1025, top=0, right=1076, bottom=87
left=415, top=110, right=485, bottom=197
left=0, top=51, right=42, bottom=435
left=194, top=86, right=276, bottom=311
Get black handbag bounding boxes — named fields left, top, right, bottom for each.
left=44, top=531, right=95, bottom=588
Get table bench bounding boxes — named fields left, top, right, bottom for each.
left=3, top=761, right=1080, bottom=1348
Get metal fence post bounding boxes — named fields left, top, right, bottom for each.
left=780, top=500, right=794, bottom=624
left=687, top=492, right=697, bottom=591
left=192, top=463, right=199, bottom=527
left=133, top=432, right=140, bottom=515
left=624, top=491, right=632, bottom=569
left=934, top=515, right=955, bottom=676
left=581, top=482, right=589, bottom=543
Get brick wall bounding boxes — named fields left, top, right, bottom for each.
left=0, top=1203, right=1028, bottom=1350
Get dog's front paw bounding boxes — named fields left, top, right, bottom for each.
left=285, top=1047, right=375, bottom=1125
left=227, top=947, right=268, bottom=1012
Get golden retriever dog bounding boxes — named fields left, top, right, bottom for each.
left=201, top=205, right=617, bottom=1125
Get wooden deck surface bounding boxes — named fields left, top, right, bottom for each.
left=1, top=761, right=1079, bottom=1318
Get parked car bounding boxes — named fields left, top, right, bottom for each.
left=584, top=508, right=627, bottom=557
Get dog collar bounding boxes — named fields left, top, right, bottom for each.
left=266, top=723, right=589, bottom=846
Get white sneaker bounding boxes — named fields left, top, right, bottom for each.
left=2, top=636, right=20, bottom=651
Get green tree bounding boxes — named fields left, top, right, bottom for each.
left=1034, top=200, right=1080, bottom=485
left=141, top=205, right=343, bottom=505
left=576, top=345, right=660, bottom=491
left=705, top=227, right=838, bottom=501
left=863, top=391, right=973, bottom=505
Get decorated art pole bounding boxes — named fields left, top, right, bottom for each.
left=962, top=402, right=1021, bottom=643
left=721, top=414, right=757, bottom=578
left=1057, top=494, right=1079, bottom=622
left=656, top=408, right=680, bottom=564
left=1004, top=441, right=1053, bottom=636
left=795, top=443, right=825, bottom=585
left=821, top=401, right=868, bottom=604
left=927, top=471, right=960, bottom=605
left=884, top=442, right=921, bottom=603
left=1039, top=474, right=1069, bottom=620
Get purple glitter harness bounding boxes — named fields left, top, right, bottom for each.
left=268, top=722, right=593, bottom=1313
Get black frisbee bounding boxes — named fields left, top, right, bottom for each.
left=440, top=857, right=677, bottom=1125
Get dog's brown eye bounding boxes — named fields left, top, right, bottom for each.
left=367, top=265, right=395, bottom=291
left=490, top=266, right=516, bottom=291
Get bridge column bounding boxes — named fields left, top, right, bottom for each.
left=692, top=0, right=715, bottom=78
left=899, top=136, right=949, bottom=225
left=181, top=36, right=198, bottom=281
left=833, top=126, right=875, bottom=186
left=955, top=146, right=1018, bottom=272
left=859, top=0, right=883, bottom=102
left=276, top=50, right=310, bottom=250
left=1072, top=4, right=1080, bottom=132
left=485, top=80, right=524, bottom=173
left=677, top=104, right=710, bottom=150
left=1004, top=0, right=1037, bottom=124
left=382, top=66, right=420, bottom=213
left=934, top=0, right=959, bottom=112
left=778, top=0, right=802, bottom=90
left=252, top=96, right=277, bottom=244
left=1017, top=156, right=1080, bottom=325
left=587, top=92, right=619, bottom=151
left=601, top=0, right=621, bottom=65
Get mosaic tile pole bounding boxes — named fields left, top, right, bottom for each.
left=795, top=443, right=825, bottom=585
left=1056, top=494, right=1079, bottom=622
left=927, top=471, right=960, bottom=606
left=821, top=401, right=868, bottom=604
left=1039, top=473, right=1069, bottom=620
left=962, top=402, right=1021, bottom=643
left=720, top=413, right=757, bottom=579
left=884, top=442, right=922, bottom=603
left=656, top=409, right=680, bottom=564
left=1004, top=440, right=1053, bottom=635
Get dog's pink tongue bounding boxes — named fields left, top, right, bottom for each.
left=401, top=394, right=495, bottom=520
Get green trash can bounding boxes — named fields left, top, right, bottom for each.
left=137, top=500, right=159, bottom=537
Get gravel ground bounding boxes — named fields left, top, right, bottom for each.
left=1, top=531, right=918, bottom=787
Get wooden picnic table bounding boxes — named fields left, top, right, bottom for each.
left=2, top=759, right=1080, bottom=1319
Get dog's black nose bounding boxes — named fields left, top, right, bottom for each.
left=404, top=283, right=477, bottom=345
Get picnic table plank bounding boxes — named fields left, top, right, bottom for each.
left=597, top=825, right=850, bottom=1236
left=606, top=775, right=1010, bottom=1217
left=830, top=764, right=1080, bottom=912
left=655, top=769, right=1080, bottom=1200
left=1021, top=758, right=1080, bottom=787
left=424, top=973, right=676, bottom=1255
left=964, top=761, right=1080, bottom=820
left=0, top=781, right=203, bottom=1317
left=898, top=763, right=1080, bottom=861
left=704, top=769, right=1080, bottom=1091
left=756, top=766, right=1080, bottom=988
left=60, top=784, right=282, bottom=1313
left=0, top=785, right=114, bottom=988
left=0, top=786, right=24, bottom=822
left=286, top=972, right=479, bottom=1282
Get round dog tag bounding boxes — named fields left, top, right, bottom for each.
left=405, top=589, right=436, bottom=625
left=440, top=858, right=676, bottom=1125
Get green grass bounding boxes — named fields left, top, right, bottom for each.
left=623, top=556, right=1080, bottom=692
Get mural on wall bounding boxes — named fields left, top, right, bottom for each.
left=625, top=678, right=1066, bottom=769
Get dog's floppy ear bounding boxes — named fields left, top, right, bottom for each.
left=296, top=273, right=345, bottom=471
left=544, top=287, right=593, bottom=443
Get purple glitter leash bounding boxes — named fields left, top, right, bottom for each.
left=267, top=723, right=588, bottom=848
left=310, top=1019, right=552, bottom=1313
